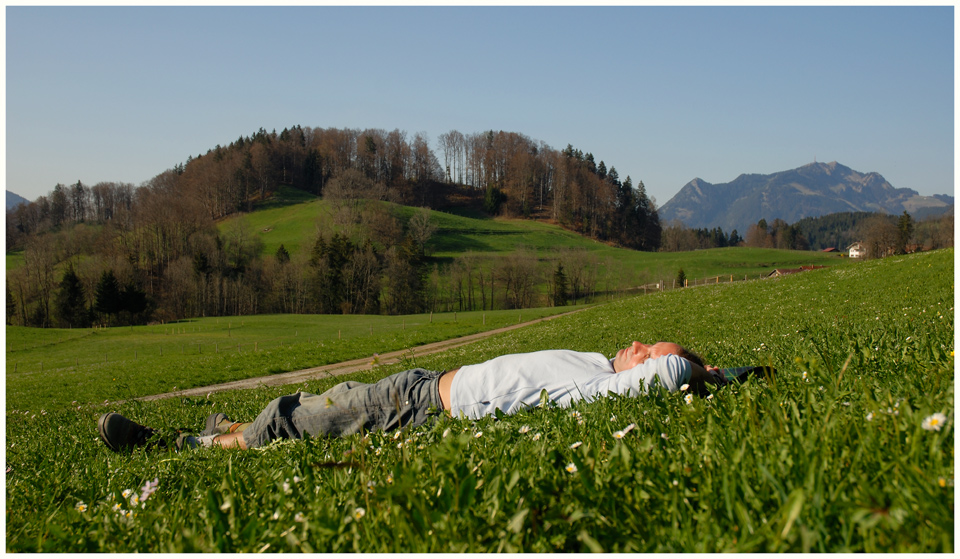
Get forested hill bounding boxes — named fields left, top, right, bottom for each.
left=7, top=126, right=661, bottom=253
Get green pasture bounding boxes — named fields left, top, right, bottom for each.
left=6, top=250, right=953, bottom=552
left=6, top=306, right=585, bottom=412
left=226, top=195, right=844, bottom=281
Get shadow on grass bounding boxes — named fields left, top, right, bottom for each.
left=253, top=186, right=319, bottom=211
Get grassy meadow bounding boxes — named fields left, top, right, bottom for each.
left=226, top=193, right=844, bottom=283
left=6, top=306, right=585, bottom=413
left=5, top=249, right=953, bottom=552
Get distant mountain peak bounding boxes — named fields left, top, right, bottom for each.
left=6, top=190, right=28, bottom=211
left=658, top=162, right=953, bottom=233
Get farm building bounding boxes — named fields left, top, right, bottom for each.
left=847, top=242, right=866, bottom=259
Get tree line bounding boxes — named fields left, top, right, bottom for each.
left=658, top=210, right=953, bottom=254
left=6, top=125, right=663, bottom=328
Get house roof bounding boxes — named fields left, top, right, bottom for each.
left=768, top=268, right=804, bottom=277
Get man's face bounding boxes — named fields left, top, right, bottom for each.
left=612, top=341, right=683, bottom=373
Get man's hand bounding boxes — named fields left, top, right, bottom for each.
left=688, top=362, right=727, bottom=396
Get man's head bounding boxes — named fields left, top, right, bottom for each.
left=612, top=341, right=704, bottom=372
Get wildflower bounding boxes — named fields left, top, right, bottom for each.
left=680, top=384, right=690, bottom=392
left=922, top=412, right=947, bottom=431
left=939, top=477, right=947, bottom=488
left=802, top=371, right=808, bottom=381
left=293, top=476, right=301, bottom=484
left=128, top=494, right=140, bottom=507
left=272, top=511, right=280, bottom=520
left=569, top=441, right=582, bottom=449
left=610, top=415, right=617, bottom=421
left=532, top=433, right=542, bottom=441
left=672, top=479, right=678, bottom=486
left=283, top=480, right=291, bottom=493
left=139, top=478, right=159, bottom=505
left=75, top=501, right=87, bottom=513
left=661, top=433, right=669, bottom=440
left=112, top=503, right=123, bottom=512
left=122, top=489, right=133, bottom=499
left=393, top=431, right=402, bottom=440
left=353, top=507, right=366, bottom=520
left=684, top=394, right=694, bottom=405
left=442, top=428, right=451, bottom=438
left=474, top=431, right=483, bottom=439
left=706, top=394, right=714, bottom=400
left=294, top=512, right=306, bottom=523
left=386, top=474, right=394, bottom=484
left=866, top=412, right=874, bottom=421
left=565, top=463, right=578, bottom=473
left=613, top=423, right=636, bottom=439
left=518, top=425, right=531, bottom=434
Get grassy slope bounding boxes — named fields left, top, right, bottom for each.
left=229, top=193, right=844, bottom=281
left=5, top=249, right=953, bottom=552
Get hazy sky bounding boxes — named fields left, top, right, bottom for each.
left=6, top=5, right=955, bottom=206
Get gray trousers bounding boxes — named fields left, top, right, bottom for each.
left=243, top=368, right=444, bottom=448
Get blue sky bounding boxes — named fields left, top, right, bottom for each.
left=6, top=6, right=955, bottom=206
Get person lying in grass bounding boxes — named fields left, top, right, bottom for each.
left=99, top=341, right=724, bottom=452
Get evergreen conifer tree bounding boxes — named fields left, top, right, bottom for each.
left=55, top=267, right=89, bottom=328
left=94, top=270, right=122, bottom=322
left=552, top=262, right=569, bottom=307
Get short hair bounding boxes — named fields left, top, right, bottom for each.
left=675, top=346, right=705, bottom=368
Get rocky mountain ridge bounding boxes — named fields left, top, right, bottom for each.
left=658, top=161, right=953, bottom=233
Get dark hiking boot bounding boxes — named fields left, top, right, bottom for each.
left=97, top=413, right=162, bottom=452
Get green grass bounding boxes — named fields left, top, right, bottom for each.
left=6, top=306, right=586, bottom=412
left=228, top=196, right=844, bottom=280
left=6, top=250, right=953, bottom=552
left=7, top=191, right=844, bottom=281
left=6, top=251, right=25, bottom=271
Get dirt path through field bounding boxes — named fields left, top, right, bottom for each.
left=137, top=308, right=588, bottom=402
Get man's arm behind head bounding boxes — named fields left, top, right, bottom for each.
left=685, top=360, right=728, bottom=396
